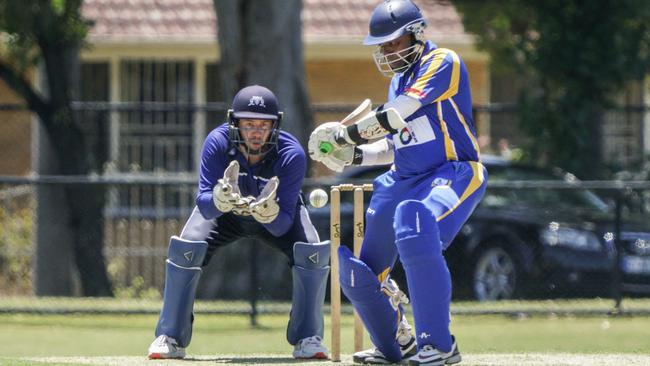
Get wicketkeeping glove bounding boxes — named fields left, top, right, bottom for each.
left=213, top=160, right=247, bottom=213
left=250, top=176, right=280, bottom=224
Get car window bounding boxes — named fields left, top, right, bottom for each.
left=483, top=165, right=610, bottom=212
left=341, top=163, right=610, bottom=213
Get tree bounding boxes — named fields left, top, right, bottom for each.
left=213, top=0, right=313, bottom=144
left=0, top=0, right=112, bottom=296
left=454, top=0, right=650, bottom=178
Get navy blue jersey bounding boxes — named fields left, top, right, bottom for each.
left=196, top=123, right=307, bottom=237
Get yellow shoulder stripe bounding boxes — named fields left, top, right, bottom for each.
left=433, top=49, right=460, bottom=102
left=408, top=48, right=460, bottom=101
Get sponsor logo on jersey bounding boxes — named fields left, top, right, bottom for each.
left=393, top=115, right=436, bottom=149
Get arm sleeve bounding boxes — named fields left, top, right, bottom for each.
left=359, top=139, right=394, bottom=166
left=403, top=48, right=461, bottom=105
left=262, top=146, right=307, bottom=237
left=382, top=94, right=422, bottom=120
left=196, top=133, right=228, bottom=220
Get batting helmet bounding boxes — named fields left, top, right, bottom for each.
left=364, top=0, right=427, bottom=46
left=364, top=0, right=428, bottom=76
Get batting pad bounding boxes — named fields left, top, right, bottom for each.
left=287, top=241, right=331, bottom=345
left=394, top=200, right=452, bottom=352
left=155, top=236, right=208, bottom=348
left=338, top=246, right=402, bottom=362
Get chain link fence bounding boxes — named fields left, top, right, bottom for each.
left=0, top=102, right=649, bottom=317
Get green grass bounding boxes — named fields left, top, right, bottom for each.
left=1, top=298, right=649, bottom=365
left=0, top=312, right=648, bottom=358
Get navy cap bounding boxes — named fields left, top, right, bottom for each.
left=231, top=85, right=280, bottom=120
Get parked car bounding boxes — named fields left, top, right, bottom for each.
left=307, top=155, right=650, bottom=301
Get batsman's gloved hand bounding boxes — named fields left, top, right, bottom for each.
left=321, top=145, right=357, bottom=172
left=213, top=160, right=248, bottom=213
left=308, top=122, right=346, bottom=161
left=250, top=176, right=280, bottom=224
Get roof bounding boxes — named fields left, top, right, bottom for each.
left=82, top=0, right=217, bottom=44
left=82, top=0, right=470, bottom=45
left=303, top=0, right=469, bottom=43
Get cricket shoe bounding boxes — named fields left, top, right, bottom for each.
left=292, top=335, right=329, bottom=359
left=352, top=335, right=416, bottom=364
left=147, top=335, right=186, bottom=359
left=353, top=314, right=417, bottom=364
left=407, top=336, right=461, bottom=366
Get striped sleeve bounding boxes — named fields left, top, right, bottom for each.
left=404, top=48, right=461, bottom=105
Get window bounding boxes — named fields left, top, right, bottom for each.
left=119, top=60, right=195, bottom=173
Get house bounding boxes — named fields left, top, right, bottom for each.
left=0, top=0, right=491, bottom=176
left=2, top=1, right=648, bottom=175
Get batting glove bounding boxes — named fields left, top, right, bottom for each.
left=308, top=122, right=347, bottom=162
left=321, top=145, right=357, bottom=172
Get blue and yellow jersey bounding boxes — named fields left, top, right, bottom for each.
left=387, top=41, right=480, bottom=176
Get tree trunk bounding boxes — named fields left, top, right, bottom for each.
left=34, top=115, right=76, bottom=296
left=34, top=44, right=113, bottom=296
left=214, top=0, right=313, bottom=144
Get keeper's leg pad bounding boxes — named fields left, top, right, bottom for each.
left=155, top=235, right=208, bottom=348
left=287, top=241, right=331, bottom=345
left=338, top=246, right=402, bottom=363
left=394, top=200, right=452, bottom=352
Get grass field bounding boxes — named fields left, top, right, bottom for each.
left=1, top=298, right=649, bottom=365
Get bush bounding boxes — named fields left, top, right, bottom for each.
left=0, top=188, right=34, bottom=295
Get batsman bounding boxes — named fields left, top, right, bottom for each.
left=309, top=1, right=487, bottom=365
left=148, top=85, right=329, bottom=360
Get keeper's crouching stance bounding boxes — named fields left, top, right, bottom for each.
left=148, top=85, right=329, bottom=360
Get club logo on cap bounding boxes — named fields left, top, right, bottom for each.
left=248, top=96, right=266, bottom=108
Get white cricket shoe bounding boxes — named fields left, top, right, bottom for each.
left=292, top=335, right=329, bottom=359
left=353, top=315, right=416, bottom=364
left=147, top=335, right=186, bottom=359
left=407, top=336, right=461, bottom=366
left=352, top=336, right=416, bottom=364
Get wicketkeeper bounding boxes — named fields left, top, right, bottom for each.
left=308, top=1, right=488, bottom=365
left=148, top=85, right=329, bottom=360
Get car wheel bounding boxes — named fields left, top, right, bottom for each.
left=472, top=242, right=522, bottom=301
